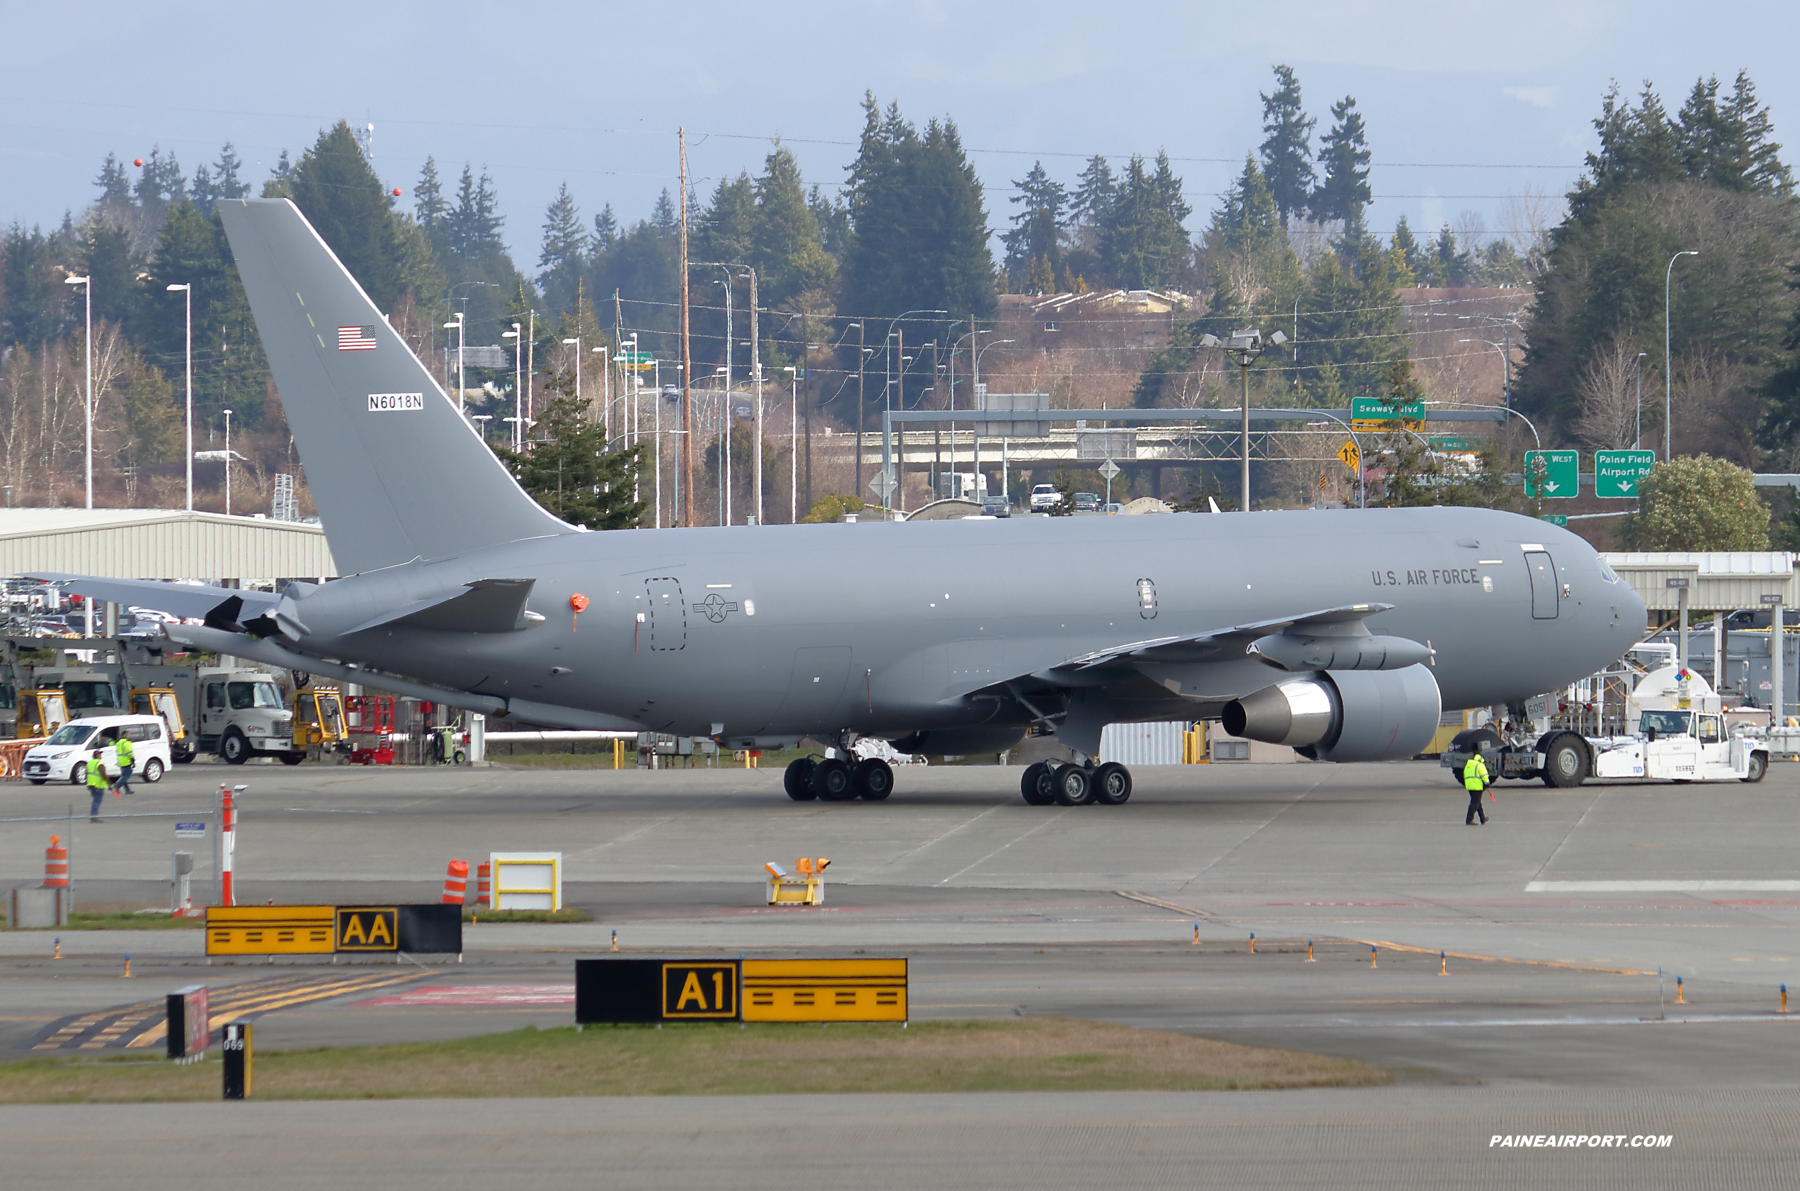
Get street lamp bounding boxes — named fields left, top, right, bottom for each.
left=502, top=323, right=522, bottom=450
left=222, top=409, right=233, bottom=515
left=1636, top=352, right=1648, bottom=450
left=442, top=313, right=466, bottom=413
left=1666, top=250, right=1699, bottom=460
left=592, top=346, right=609, bottom=425
left=1205, top=327, right=1288, bottom=512
left=166, top=283, right=193, bottom=510
left=783, top=366, right=798, bottom=523
left=472, top=414, right=492, bottom=441
left=972, top=338, right=1014, bottom=495
left=64, top=274, right=93, bottom=507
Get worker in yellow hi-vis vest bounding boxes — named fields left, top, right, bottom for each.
left=1463, top=751, right=1490, bottom=826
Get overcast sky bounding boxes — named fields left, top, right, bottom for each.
left=6, top=1, right=1799, bottom=264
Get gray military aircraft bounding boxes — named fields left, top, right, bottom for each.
left=39, top=199, right=1647, bottom=806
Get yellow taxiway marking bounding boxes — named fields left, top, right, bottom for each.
left=1356, top=938, right=1656, bottom=976
left=1115, top=891, right=1212, bottom=918
left=125, top=971, right=427, bottom=1049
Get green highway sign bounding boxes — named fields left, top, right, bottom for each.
left=1594, top=449, right=1656, bottom=499
left=1428, top=436, right=1476, bottom=451
left=1524, top=450, right=1579, bottom=499
left=1350, top=397, right=1426, bottom=430
left=1538, top=514, right=1569, bottom=527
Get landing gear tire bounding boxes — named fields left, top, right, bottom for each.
left=812, top=757, right=855, bottom=801
left=1020, top=761, right=1056, bottom=805
left=853, top=758, right=894, bottom=801
left=1091, top=762, right=1132, bottom=805
left=221, top=731, right=251, bottom=765
left=1744, top=751, right=1769, bottom=783
left=142, top=758, right=165, bottom=784
left=784, top=757, right=818, bottom=801
left=1053, top=764, right=1094, bottom=806
left=1540, top=734, right=1588, bottom=788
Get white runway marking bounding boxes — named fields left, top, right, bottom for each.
left=1527, top=880, right=1800, bottom=892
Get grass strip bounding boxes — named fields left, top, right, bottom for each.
left=0, top=1018, right=1385, bottom=1102
left=5, top=912, right=206, bottom=931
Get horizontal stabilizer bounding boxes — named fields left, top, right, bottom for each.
left=25, top=573, right=278, bottom=623
left=344, top=579, right=538, bottom=635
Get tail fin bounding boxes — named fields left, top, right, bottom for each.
left=217, top=199, right=568, bottom=574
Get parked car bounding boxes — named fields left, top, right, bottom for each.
left=1029, top=484, right=1061, bottom=510
left=22, top=714, right=173, bottom=786
left=1074, top=492, right=1101, bottom=512
left=980, top=495, right=1012, bottom=518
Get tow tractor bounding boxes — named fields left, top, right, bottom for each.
left=1442, top=646, right=1770, bottom=787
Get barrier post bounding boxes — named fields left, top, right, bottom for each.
left=441, top=860, right=469, bottom=905
left=222, top=1021, right=251, bottom=1099
left=218, top=784, right=245, bottom=908
left=1370, top=946, right=1377, bottom=969
left=44, top=835, right=68, bottom=888
left=1306, top=939, right=1315, bottom=962
left=1248, top=932, right=1255, bottom=955
left=475, top=862, right=491, bottom=907
left=1676, top=975, right=1684, bottom=1004
left=611, top=929, right=618, bottom=952
left=1783, top=984, right=1788, bottom=1015
left=1440, top=950, right=1447, bottom=976
left=1192, top=923, right=1199, bottom=946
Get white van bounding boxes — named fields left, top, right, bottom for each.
left=22, top=715, right=173, bottom=786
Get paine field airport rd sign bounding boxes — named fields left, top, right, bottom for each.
left=1524, top=450, right=1579, bottom=499
left=1595, top=449, right=1656, bottom=498
left=1350, top=397, right=1426, bottom=431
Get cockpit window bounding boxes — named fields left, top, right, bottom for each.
left=1598, top=559, right=1619, bottom=583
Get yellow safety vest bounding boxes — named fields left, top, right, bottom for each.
left=87, top=750, right=109, bottom=788
left=115, top=736, right=134, bottom=766
left=1463, top=754, right=1489, bottom=791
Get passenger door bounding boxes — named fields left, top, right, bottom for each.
left=1525, top=551, right=1558, bottom=619
left=645, top=579, right=686, bottom=651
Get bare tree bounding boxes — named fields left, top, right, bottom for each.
left=1575, top=333, right=1643, bottom=451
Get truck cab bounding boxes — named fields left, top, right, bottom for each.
left=200, top=672, right=298, bottom=764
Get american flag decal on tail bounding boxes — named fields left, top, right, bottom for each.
left=337, top=325, right=378, bottom=352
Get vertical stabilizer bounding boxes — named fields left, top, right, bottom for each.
left=217, top=199, right=569, bottom=574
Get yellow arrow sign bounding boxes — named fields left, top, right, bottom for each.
left=1337, top=440, right=1360, bottom=469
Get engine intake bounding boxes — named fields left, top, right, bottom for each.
left=1220, top=665, right=1441, bottom=762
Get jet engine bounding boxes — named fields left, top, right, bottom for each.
left=1219, top=665, right=1441, bottom=762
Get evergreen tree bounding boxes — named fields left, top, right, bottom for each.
left=1389, top=216, right=1422, bottom=284
left=1311, top=96, right=1372, bottom=223
left=414, top=157, right=449, bottom=251
left=94, top=154, right=131, bottom=206
left=448, top=165, right=506, bottom=263
left=84, top=222, right=141, bottom=331
left=808, top=185, right=850, bottom=256
left=190, top=164, right=217, bottom=216
left=138, top=202, right=268, bottom=429
left=496, top=391, right=645, bottom=529
left=592, top=204, right=618, bottom=252
left=701, top=172, right=757, bottom=266
left=753, top=145, right=834, bottom=304
left=1099, top=152, right=1192, bottom=290
left=287, top=121, right=431, bottom=313
left=1677, top=72, right=1793, bottom=195
left=1002, top=161, right=1066, bottom=290
left=1071, top=155, right=1117, bottom=228
left=537, top=182, right=587, bottom=315
left=213, top=143, right=248, bottom=201
left=651, top=189, right=677, bottom=233
left=0, top=226, right=62, bottom=349
left=841, top=94, right=996, bottom=345
left=133, top=147, right=186, bottom=213
left=262, top=150, right=293, bottom=198
left=1259, top=64, right=1316, bottom=224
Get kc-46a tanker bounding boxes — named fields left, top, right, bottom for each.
left=38, top=199, right=1647, bottom=806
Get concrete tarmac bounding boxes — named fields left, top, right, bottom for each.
left=4, top=759, right=1800, bottom=1185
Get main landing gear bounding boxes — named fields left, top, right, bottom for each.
left=784, top=755, right=894, bottom=803
left=1020, top=760, right=1132, bottom=806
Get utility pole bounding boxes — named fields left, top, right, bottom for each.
left=679, top=129, right=693, bottom=526
left=855, top=322, right=866, bottom=495
left=748, top=267, right=761, bottom=527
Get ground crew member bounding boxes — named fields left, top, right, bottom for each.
left=113, top=729, right=135, bottom=796
left=1463, top=750, right=1490, bottom=825
left=85, top=745, right=109, bottom=822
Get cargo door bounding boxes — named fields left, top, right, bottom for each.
left=1526, top=551, right=1558, bottom=619
left=645, top=578, right=686, bottom=651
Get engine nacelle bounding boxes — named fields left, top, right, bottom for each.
left=1220, top=665, right=1441, bottom=762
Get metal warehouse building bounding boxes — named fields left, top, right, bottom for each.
left=0, top=509, right=337, bottom=583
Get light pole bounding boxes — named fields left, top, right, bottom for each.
left=472, top=414, right=492, bottom=441
left=1665, top=250, right=1699, bottom=460
left=973, top=338, right=1014, bottom=497
left=1211, top=328, right=1287, bottom=512
left=502, top=323, right=522, bottom=450
left=743, top=267, right=762, bottom=528
left=166, top=282, right=193, bottom=510
left=952, top=328, right=989, bottom=482
left=784, top=365, right=798, bottom=523
left=592, top=345, right=609, bottom=424
left=882, top=310, right=946, bottom=503
left=222, top=409, right=233, bottom=515
left=442, top=312, right=466, bottom=412
left=64, top=274, right=93, bottom=507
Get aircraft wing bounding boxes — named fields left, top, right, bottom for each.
left=1043, top=603, right=1402, bottom=675
left=24, top=573, right=279, bottom=623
